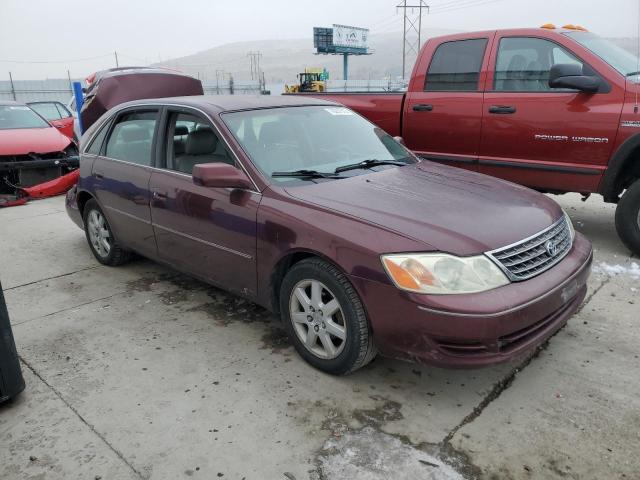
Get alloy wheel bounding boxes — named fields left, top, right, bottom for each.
left=87, top=210, right=111, bottom=258
left=289, top=279, right=347, bottom=359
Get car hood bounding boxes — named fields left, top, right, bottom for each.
left=283, top=161, right=563, bottom=256
left=0, top=127, right=71, bottom=156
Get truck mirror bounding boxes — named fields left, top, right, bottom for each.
left=549, top=63, right=600, bottom=93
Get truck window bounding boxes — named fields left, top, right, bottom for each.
left=494, top=37, right=584, bottom=92
left=424, top=38, right=488, bottom=92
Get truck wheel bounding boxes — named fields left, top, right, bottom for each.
left=615, top=179, right=640, bottom=255
left=279, top=258, right=377, bottom=375
left=83, top=199, right=132, bottom=266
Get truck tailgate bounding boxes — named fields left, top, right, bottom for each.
left=290, top=93, right=405, bottom=137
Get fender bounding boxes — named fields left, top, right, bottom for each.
left=600, top=133, right=640, bottom=202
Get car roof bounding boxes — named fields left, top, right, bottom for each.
left=121, top=94, right=338, bottom=113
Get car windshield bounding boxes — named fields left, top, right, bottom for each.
left=221, top=106, right=416, bottom=183
left=565, top=31, right=639, bottom=77
left=0, top=105, right=50, bottom=130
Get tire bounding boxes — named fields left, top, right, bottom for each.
left=279, top=258, right=376, bottom=375
left=615, top=179, right=640, bottom=256
left=83, top=199, right=131, bottom=266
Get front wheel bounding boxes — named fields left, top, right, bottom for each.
left=279, top=258, right=376, bottom=375
left=615, top=179, right=640, bottom=256
left=83, top=199, right=131, bottom=266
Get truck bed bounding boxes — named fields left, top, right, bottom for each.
left=286, top=92, right=405, bottom=137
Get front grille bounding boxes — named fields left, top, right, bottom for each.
left=486, top=217, right=572, bottom=281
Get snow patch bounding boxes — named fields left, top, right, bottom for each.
left=317, top=427, right=465, bottom=480
left=593, top=261, right=640, bottom=279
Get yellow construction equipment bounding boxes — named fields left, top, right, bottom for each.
left=284, top=69, right=326, bottom=93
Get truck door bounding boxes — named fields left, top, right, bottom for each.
left=478, top=34, right=622, bottom=192
left=402, top=36, right=491, bottom=171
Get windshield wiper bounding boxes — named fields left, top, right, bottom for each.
left=626, top=71, right=640, bottom=77
left=272, top=169, right=344, bottom=179
left=334, top=158, right=410, bottom=174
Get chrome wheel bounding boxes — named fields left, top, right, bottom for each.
left=87, top=210, right=111, bottom=258
left=289, top=279, right=347, bottom=359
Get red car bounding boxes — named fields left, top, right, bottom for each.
left=66, top=95, right=592, bottom=374
left=0, top=101, right=78, bottom=195
left=293, top=26, right=640, bottom=255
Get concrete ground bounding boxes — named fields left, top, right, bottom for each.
left=0, top=193, right=638, bottom=480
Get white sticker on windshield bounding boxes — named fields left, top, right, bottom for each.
left=325, top=107, right=354, bottom=116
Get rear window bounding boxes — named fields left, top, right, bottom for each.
left=424, top=38, right=488, bottom=91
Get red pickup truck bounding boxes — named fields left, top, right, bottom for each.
left=297, top=26, right=640, bottom=255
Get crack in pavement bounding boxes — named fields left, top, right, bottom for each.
left=13, top=290, right=130, bottom=326
left=440, top=273, right=613, bottom=448
left=4, top=265, right=100, bottom=291
left=19, top=356, right=146, bottom=480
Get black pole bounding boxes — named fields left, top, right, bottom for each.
left=0, top=280, right=25, bottom=403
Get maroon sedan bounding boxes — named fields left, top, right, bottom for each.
left=66, top=95, right=592, bottom=374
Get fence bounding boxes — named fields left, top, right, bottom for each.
left=324, top=79, right=407, bottom=92
left=0, top=76, right=407, bottom=102
left=0, top=76, right=268, bottom=104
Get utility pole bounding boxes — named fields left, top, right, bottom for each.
left=114, top=51, right=119, bottom=67
left=8, top=71, right=16, bottom=100
left=396, top=1, right=429, bottom=79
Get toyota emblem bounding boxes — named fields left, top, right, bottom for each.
left=545, top=241, right=558, bottom=256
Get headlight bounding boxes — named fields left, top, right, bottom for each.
left=563, top=210, right=575, bottom=242
left=381, top=253, right=510, bottom=295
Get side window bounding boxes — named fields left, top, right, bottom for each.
left=425, top=38, right=488, bottom=91
left=105, top=111, right=158, bottom=166
left=55, top=102, right=72, bottom=118
left=494, top=37, right=584, bottom=91
left=30, top=103, right=62, bottom=121
left=85, top=119, right=111, bottom=155
left=166, top=112, right=234, bottom=175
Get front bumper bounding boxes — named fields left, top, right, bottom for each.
left=350, top=232, right=593, bottom=368
left=0, top=156, right=79, bottom=173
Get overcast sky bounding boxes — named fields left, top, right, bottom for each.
left=1, top=0, right=638, bottom=79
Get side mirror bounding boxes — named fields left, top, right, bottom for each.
left=192, top=163, right=253, bottom=190
left=393, top=136, right=406, bottom=146
left=549, top=63, right=600, bottom=93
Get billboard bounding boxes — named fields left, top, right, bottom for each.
left=332, top=24, right=369, bottom=50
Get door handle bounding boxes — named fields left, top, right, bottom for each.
left=488, top=105, right=516, bottom=114
left=152, top=191, right=168, bottom=200
left=412, top=104, right=433, bottom=112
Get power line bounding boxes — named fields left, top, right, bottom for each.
left=429, top=0, right=507, bottom=14
left=0, top=53, right=114, bottom=64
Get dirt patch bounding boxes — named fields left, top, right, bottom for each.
left=260, top=327, right=291, bottom=354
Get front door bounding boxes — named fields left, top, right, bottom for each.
left=149, top=109, right=260, bottom=297
left=478, top=35, right=623, bottom=192
left=91, top=108, right=159, bottom=256
left=402, top=36, right=491, bottom=170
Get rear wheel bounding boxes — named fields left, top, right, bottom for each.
left=279, top=258, right=376, bottom=375
left=83, top=199, right=131, bottom=266
left=615, top=179, right=640, bottom=256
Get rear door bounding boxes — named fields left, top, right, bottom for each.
left=402, top=36, right=492, bottom=170
left=149, top=107, right=260, bottom=297
left=91, top=108, right=159, bottom=256
left=478, top=34, right=621, bottom=192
